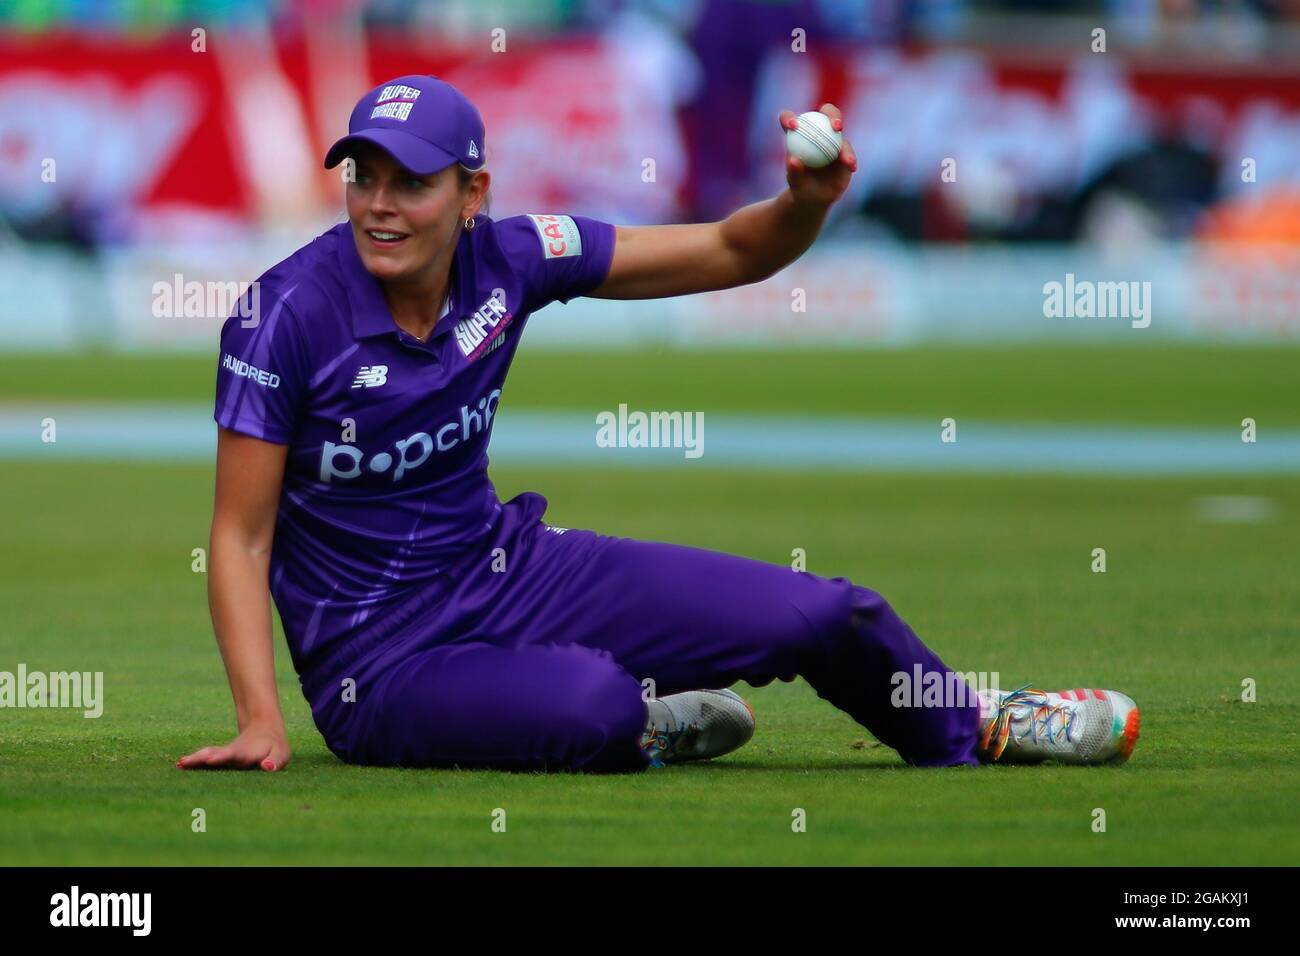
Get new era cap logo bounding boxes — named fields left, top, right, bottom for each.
left=468, top=140, right=479, bottom=160
left=371, top=85, right=421, bottom=122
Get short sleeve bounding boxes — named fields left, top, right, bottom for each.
left=213, top=285, right=310, bottom=445
left=499, top=214, right=617, bottom=310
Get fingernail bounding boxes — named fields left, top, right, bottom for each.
left=832, top=118, right=843, bottom=131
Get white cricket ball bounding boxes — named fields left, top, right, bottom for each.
left=785, top=111, right=843, bottom=169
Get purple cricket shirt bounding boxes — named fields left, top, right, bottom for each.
left=213, top=212, right=616, bottom=681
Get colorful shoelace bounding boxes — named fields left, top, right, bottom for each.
left=981, top=684, right=1079, bottom=760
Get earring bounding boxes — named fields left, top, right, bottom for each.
left=463, top=216, right=476, bottom=231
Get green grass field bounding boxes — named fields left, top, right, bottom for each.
left=1, top=346, right=1298, bottom=865
left=3, top=343, right=1298, bottom=425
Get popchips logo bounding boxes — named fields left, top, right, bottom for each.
left=319, top=388, right=501, bottom=482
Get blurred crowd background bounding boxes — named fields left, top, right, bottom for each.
left=1, top=0, right=1297, bottom=349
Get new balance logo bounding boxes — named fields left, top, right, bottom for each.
left=352, top=365, right=388, bottom=388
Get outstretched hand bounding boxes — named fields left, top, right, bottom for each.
left=177, top=723, right=292, bottom=772
left=779, top=103, right=858, bottom=208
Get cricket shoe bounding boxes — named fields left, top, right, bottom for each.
left=640, top=688, right=755, bottom=767
left=976, top=685, right=1140, bottom=765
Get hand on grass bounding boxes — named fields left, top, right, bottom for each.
left=177, top=723, right=291, bottom=772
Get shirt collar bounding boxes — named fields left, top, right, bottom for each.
left=338, top=221, right=466, bottom=341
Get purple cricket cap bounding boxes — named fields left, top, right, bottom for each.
left=323, top=74, right=486, bottom=176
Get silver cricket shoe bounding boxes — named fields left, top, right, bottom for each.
left=641, top=688, right=756, bottom=766
left=976, top=685, right=1141, bottom=765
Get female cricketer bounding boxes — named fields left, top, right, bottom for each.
left=179, top=75, right=1140, bottom=774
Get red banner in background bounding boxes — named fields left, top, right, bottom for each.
left=0, top=33, right=248, bottom=235
left=804, top=48, right=1300, bottom=216
left=336, top=34, right=691, bottom=224
left=0, top=31, right=691, bottom=241
left=1, top=31, right=1298, bottom=245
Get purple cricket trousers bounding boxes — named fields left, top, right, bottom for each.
left=302, top=493, right=980, bottom=771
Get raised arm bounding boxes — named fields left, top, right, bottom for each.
left=590, top=104, right=858, bottom=301
left=177, top=427, right=292, bottom=772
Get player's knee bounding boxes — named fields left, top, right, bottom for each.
left=544, top=650, right=647, bottom=772
left=845, top=585, right=904, bottom=635
left=795, top=578, right=906, bottom=658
